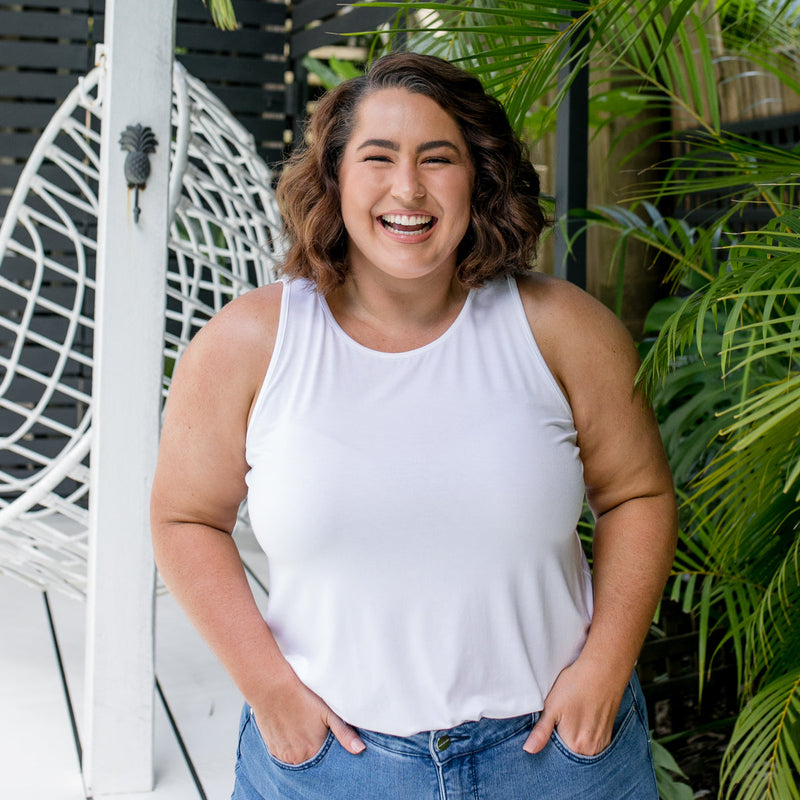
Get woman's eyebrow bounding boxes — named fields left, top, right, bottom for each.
left=417, top=140, right=461, bottom=155
left=357, top=138, right=398, bottom=151
left=356, top=138, right=463, bottom=154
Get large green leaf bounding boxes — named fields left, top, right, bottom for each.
left=651, top=737, right=696, bottom=800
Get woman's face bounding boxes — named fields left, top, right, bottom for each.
left=337, top=88, right=474, bottom=286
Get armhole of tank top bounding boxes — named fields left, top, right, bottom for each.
left=506, top=275, right=575, bottom=420
left=245, top=278, right=290, bottom=444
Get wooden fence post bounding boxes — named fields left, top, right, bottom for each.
left=83, top=0, right=176, bottom=794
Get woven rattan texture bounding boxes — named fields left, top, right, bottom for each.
left=0, top=63, right=282, bottom=599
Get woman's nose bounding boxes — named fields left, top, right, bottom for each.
left=391, top=163, right=426, bottom=202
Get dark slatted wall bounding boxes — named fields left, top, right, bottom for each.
left=287, top=0, right=396, bottom=145
left=0, top=0, right=387, bottom=487
left=0, top=1, right=99, bottom=218
left=175, top=0, right=287, bottom=166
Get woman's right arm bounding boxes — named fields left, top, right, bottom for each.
left=150, top=283, right=364, bottom=763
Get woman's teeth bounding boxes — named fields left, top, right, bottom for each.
left=380, top=214, right=434, bottom=235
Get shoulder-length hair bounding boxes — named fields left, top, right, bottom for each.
left=276, top=52, right=548, bottom=293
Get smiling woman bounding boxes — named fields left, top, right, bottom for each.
left=336, top=88, right=473, bottom=297
left=276, top=53, right=546, bottom=294
left=150, top=52, right=677, bottom=800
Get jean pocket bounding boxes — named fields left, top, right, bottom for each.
left=549, top=681, right=638, bottom=764
left=248, top=709, right=337, bottom=771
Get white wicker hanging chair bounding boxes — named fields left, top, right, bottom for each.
left=0, top=61, right=283, bottom=600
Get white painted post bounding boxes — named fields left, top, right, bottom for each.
left=83, top=0, right=176, bottom=794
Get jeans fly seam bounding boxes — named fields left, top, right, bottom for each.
left=433, top=759, right=447, bottom=800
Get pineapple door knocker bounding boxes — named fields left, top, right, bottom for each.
left=119, top=124, right=158, bottom=223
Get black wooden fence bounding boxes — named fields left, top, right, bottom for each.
left=287, top=0, right=396, bottom=144
left=1, top=0, right=291, bottom=213
left=0, top=0, right=296, bottom=496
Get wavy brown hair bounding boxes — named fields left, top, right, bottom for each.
left=276, top=52, right=548, bottom=293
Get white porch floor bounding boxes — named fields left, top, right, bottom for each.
left=0, top=532, right=270, bottom=800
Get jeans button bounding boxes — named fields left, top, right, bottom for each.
left=436, top=734, right=451, bottom=751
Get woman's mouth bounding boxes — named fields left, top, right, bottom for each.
left=379, top=213, right=436, bottom=236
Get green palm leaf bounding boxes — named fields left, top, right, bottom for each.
left=204, top=0, right=238, bottom=30
left=668, top=512, right=761, bottom=694
left=720, top=670, right=800, bottom=800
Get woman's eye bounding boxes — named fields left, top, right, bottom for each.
left=424, top=156, right=452, bottom=165
left=364, top=155, right=391, bottom=163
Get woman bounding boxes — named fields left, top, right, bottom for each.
left=151, top=52, right=678, bottom=799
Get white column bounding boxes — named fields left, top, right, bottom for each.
left=83, top=0, right=176, bottom=794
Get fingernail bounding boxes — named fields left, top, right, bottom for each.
left=352, top=739, right=366, bottom=754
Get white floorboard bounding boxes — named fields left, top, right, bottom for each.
left=0, top=533, right=270, bottom=800
left=0, top=577, right=86, bottom=800
left=155, top=590, right=243, bottom=798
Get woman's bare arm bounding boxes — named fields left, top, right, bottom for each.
left=517, top=274, right=678, bottom=756
left=150, top=283, right=364, bottom=763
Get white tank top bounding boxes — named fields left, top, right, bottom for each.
left=245, top=276, right=592, bottom=736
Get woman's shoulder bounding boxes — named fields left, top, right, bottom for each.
left=514, top=273, right=640, bottom=402
left=515, top=272, right=618, bottom=330
left=194, top=282, right=283, bottom=353
left=173, top=282, right=284, bottom=401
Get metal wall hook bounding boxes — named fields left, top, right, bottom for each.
left=119, top=124, right=158, bottom=223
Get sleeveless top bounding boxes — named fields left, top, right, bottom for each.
left=244, top=275, right=593, bottom=736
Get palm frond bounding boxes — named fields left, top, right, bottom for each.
left=203, top=0, right=238, bottom=30
left=743, top=536, right=800, bottom=683
left=720, top=670, right=800, bottom=800
left=668, top=514, right=764, bottom=695
left=625, top=131, right=800, bottom=212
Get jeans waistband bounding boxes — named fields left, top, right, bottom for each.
left=357, top=713, right=535, bottom=763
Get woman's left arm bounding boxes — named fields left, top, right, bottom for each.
left=517, top=274, right=678, bottom=756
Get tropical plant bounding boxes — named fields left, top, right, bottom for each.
left=302, top=53, right=365, bottom=89
left=652, top=737, right=696, bottom=800
left=645, top=212, right=800, bottom=800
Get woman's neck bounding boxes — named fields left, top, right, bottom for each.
left=325, top=269, right=470, bottom=353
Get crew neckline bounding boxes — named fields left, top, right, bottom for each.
left=317, top=287, right=475, bottom=357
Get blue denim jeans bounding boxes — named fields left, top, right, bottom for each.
left=231, top=673, right=658, bottom=799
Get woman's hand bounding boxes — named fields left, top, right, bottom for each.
left=522, top=658, right=627, bottom=757
left=251, top=675, right=365, bottom=764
